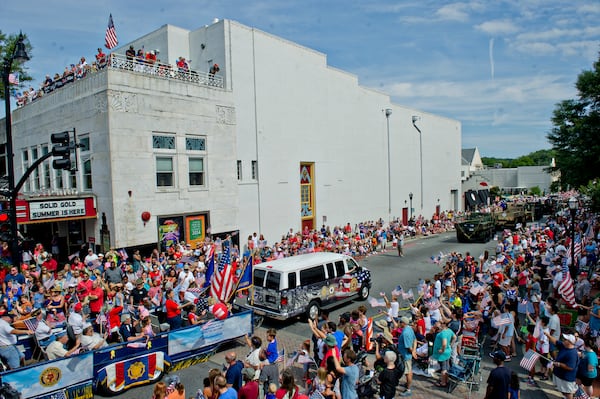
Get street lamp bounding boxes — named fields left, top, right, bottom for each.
left=568, top=196, right=578, bottom=273
left=411, top=116, right=423, bottom=211
left=384, top=108, right=392, bottom=221
left=409, top=192, right=413, bottom=220
left=2, top=32, right=29, bottom=266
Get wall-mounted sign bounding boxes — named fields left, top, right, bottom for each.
left=16, top=197, right=97, bottom=224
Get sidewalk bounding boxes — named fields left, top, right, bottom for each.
left=209, top=324, right=562, bottom=399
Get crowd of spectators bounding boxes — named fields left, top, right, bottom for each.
left=13, top=43, right=200, bottom=108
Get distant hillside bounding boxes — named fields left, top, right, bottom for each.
left=481, top=149, right=555, bottom=168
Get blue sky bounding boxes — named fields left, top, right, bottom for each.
left=2, top=0, right=599, bottom=158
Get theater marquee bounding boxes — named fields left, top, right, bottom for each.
left=16, top=197, right=97, bottom=224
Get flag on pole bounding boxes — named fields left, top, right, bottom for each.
left=558, top=258, right=577, bottom=308
left=520, top=349, right=541, bottom=371
left=401, top=289, right=414, bottom=300
left=23, top=317, right=39, bottom=332
left=105, top=14, right=118, bottom=49
left=364, top=318, right=373, bottom=351
left=203, top=245, right=215, bottom=288
left=367, top=297, right=386, bottom=308
left=391, top=285, right=403, bottom=297
left=210, top=243, right=235, bottom=302
left=235, top=253, right=253, bottom=292
left=491, top=313, right=512, bottom=327
left=8, top=73, right=19, bottom=85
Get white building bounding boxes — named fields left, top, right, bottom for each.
left=1, top=19, right=462, bottom=255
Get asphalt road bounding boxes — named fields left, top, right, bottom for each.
left=104, top=231, right=498, bottom=399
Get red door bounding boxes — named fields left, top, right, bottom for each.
left=402, top=208, right=409, bottom=226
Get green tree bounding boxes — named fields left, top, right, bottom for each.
left=529, top=186, right=541, bottom=196
left=580, top=179, right=600, bottom=212
left=547, top=52, right=600, bottom=189
left=0, top=31, right=33, bottom=100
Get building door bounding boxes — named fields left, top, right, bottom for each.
left=300, top=163, right=315, bottom=231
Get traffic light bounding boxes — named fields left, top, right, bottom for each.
left=0, top=211, right=11, bottom=242
left=51, top=131, right=72, bottom=170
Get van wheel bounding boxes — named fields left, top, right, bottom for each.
left=306, top=301, right=320, bottom=320
left=358, top=285, right=369, bottom=300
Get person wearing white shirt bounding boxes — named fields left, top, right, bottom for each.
left=80, top=323, right=107, bottom=350
left=177, top=266, right=195, bottom=291
left=84, top=249, right=99, bottom=267
left=68, top=303, right=84, bottom=336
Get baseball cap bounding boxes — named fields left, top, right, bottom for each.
left=74, top=303, right=82, bottom=312
left=562, top=334, right=576, bottom=345
left=400, top=316, right=411, bottom=325
left=324, top=334, right=337, bottom=347
left=241, top=368, right=255, bottom=379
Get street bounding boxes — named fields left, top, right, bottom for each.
left=103, top=231, right=498, bottom=399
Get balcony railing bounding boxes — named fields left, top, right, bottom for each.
left=108, top=53, right=224, bottom=88
left=16, top=53, right=224, bottom=108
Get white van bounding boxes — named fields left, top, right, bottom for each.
left=237, top=252, right=372, bottom=320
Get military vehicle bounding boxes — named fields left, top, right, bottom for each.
left=455, top=212, right=496, bottom=243
left=495, top=202, right=534, bottom=230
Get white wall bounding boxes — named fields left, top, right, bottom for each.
left=225, top=21, right=461, bottom=242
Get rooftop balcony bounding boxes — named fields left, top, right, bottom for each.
left=16, top=53, right=224, bottom=108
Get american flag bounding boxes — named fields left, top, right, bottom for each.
left=203, top=244, right=216, bottom=288
left=8, top=73, right=19, bottom=85
left=566, top=239, right=581, bottom=265
left=23, top=317, right=39, bottom=332
left=492, top=313, right=512, bottom=327
left=520, top=349, right=541, bottom=371
left=276, top=349, right=284, bottom=363
left=401, top=289, right=414, bottom=300
left=210, top=243, right=234, bottom=302
left=425, top=298, right=441, bottom=310
left=558, top=258, right=577, bottom=308
left=104, top=14, right=118, bottom=49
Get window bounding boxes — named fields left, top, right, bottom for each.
left=153, top=135, right=175, bottom=149
left=21, top=150, right=29, bottom=192
left=265, top=272, right=281, bottom=290
left=346, top=258, right=358, bottom=272
left=79, top=137, right=90, bottom=152
left=69, top=169, right=77, bottom=189
left=300, top=266, right=325, bottom=286
left=237, top=160, right=242, bottom=181
left=335, top=261, right=345, bottom=277
left=156, top=157, right=174, bottom=187
left=41, top=145, right=51, bottom=189
left=0, top=144, right=6, bottom=179
left=186, top=137, right=206, bottom=151
left=188, top=158, right=205, bottom=186
left=253, top=269, right=266, bottom=287
left=251, top=160, right=258, bottom=180
left=326, top=263, right=334, bottom=279
left=288, top=273, right=297, bottom=289
left=54, top=169, right=64, bottom=189
left=83, top=159, right=92, bottom=190
left=32, top=147, right=40, bottom=191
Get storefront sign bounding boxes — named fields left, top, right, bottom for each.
left=29, top=200, right=86, bottom=220
left=16, top=197, right=97, bottom=224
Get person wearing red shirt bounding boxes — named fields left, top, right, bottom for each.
left=238, top=367, right=259, bottom=399
left=87, top=279, right=105, bottom=321
left=42, top=254, right=58, bottom=276
left=77, top=271, right=93, bottom=301
left=165, top=289, right=186, bottom=330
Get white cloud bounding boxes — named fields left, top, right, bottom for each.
left=475, top=19, right=519, bottom=35
left=577, top=3, right=600, bottom=14
left=436, top=3, right=470, bottom=22
left=512, top=41, right=557, bottom=56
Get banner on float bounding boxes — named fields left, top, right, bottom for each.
left=101, top=352, right=165, bottom=393
left=1, top=352, right=93, bottom=399
left=168, top=311, right=252, bottom=355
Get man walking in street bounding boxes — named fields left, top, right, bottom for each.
left=485, top=351, right=511, bottom=399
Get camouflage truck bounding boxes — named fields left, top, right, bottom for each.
left=495, top=202, right=535, bottom=230
left=455, top=212, right=496, bottom=243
